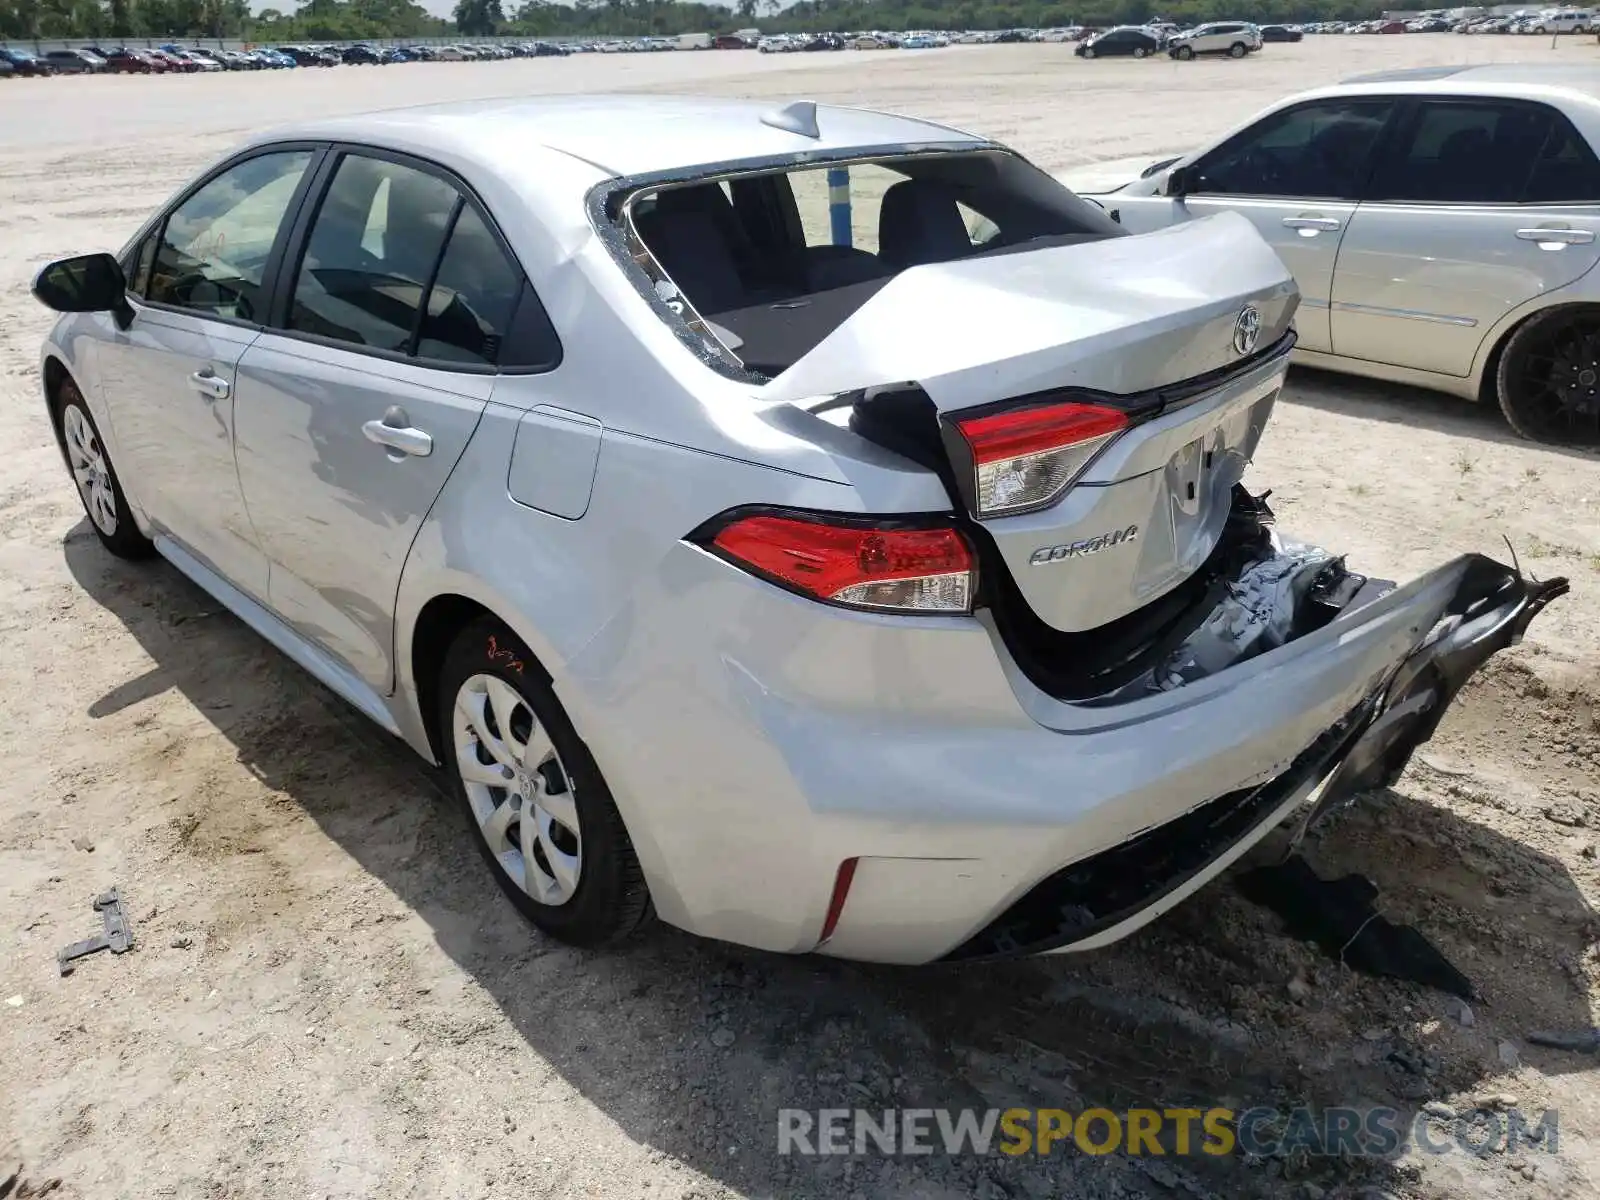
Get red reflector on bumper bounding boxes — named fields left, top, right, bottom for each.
left=818, top=856, right=860, bottom=944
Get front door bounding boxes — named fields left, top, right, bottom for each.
left=1331, top=97, right=1600, bottom=375
left=95, top=148, right=318, bottom=599
left=234, top=150, right=527, bottom=691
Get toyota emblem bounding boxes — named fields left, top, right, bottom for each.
left=1233, top=305, right=1262, bottom=357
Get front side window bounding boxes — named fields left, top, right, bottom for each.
left=287, top=154, right=460, bottom=353
left=1191, top=99, right=1393, bottom=200
left=125, top=234, right=157, bottom=297
left=1369, top=100, right=1600, bottom=204
left=147, top=149, right=312, bottom=320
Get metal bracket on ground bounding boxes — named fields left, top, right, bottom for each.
left=57, top=888, right=133, bottom=976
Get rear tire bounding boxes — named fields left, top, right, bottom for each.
left=437, top=617, right=653, bottom=948
left=1229, top=42, right=1247, bottom=57
left=54, top=379, right=155, bottom=560
left=1495, top=305, right=1600, bottom=446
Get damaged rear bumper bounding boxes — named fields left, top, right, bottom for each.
left=944, top=555, right=1567, bottom=960
left=571, top=527, right=1564, bottom=964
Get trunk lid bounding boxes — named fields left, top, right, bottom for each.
left=763, top=212, right=1299, bottom=635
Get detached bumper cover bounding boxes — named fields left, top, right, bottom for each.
left=943, top=555, right=1567, bottom=961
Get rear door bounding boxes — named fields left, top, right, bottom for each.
left=1167, top=97, right=1397, bottom=352
left=1330, top=96, right=1600, bottom=375
left=235, top=148, right=544, bottom=692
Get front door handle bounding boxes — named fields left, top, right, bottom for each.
left=362, top=406, right=433, bottom=459
left=1516, top=226, right=1596, bottom=247
left=1282, top=215, right=1342, bottom=234
left=188, top=369, right=230, bottom=400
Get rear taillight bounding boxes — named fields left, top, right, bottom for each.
left=699, top=510, right=976, bottom=615
left=952, top=401, right=1128, bottom=518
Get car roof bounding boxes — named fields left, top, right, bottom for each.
left=1336, top=62, right=1600, bottom=104
left=254, top=93, right=985, bottom=179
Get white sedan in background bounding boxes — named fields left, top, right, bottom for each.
left=1062, top=64, right=1600, bottom=447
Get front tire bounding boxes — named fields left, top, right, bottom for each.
left=55, top=379, right=154, bottom=559
left=1229, top=42, right=1247, bottom=57
left=1133, top=46, right=1148, bottom=57
left=1495, top=305, right=1600, bottom=446
left=1082, top=46, right=1095, bottom=58
left=1175, top=44, right=1194, bottom=59
left=437, top=617, right=653, bottom=947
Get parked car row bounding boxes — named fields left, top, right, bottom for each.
left=1302, top=10, right=1595, bottom=34
left=1, top=24, right=1324, bottom=77
left=0, top=39, right=579, bottom=76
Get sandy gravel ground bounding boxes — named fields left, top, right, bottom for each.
left=3, top=35, right=1600, bottom=1200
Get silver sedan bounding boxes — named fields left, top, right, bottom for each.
left=32, top=96, right=1563, bottom=963
left=1065, top=64, right=1600, bottom=447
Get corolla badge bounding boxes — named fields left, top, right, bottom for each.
left=1233, top=305, right=1262, bottom=357
left=1029, top=525, right=1139, bottom=565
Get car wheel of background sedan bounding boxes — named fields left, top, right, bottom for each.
left=55, top=381, right=154, bottom=560
left=1496, top=305, right=1600, bottom=446
left=438, top=617, right=653, bottom=947
left=1082, top=46, right=1095, bottom=58
left=1229, top=42, right=1247, bottom=57
left=1175, top=45, right=1194, bottom=59
left=1133, top=46, right=1149, bottom=57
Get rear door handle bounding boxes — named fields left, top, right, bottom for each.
left=188, top=369, right=230, bottom=400
left=362, top=406, right=433, bottom=459
left=1516, top=226, right=1596, bottom=246
left=1282, top=216, right=1342, bottom=233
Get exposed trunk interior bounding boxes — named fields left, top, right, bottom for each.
left=846, top=385, right=1373, bottom=703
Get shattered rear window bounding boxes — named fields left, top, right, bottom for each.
left=609, top=149, right=1123, bottom=380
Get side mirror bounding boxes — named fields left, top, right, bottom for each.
left=1165, top=165, right=1196, bottom=198
left=32, top=252, right=133, bottom=329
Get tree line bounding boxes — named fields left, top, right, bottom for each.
left=1, top=0, right=1399, bottom=43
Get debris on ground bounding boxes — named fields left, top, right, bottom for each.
left=56, top=887, right=133, bottom=976
left=1235, top=856, right=1473, bottom=998
left=1526, top=1027, right=1600, bottom=1053
left=0, top=1162, right=62, bottom=1199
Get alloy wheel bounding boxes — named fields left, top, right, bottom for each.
left=451, top=673, right=583, bottom=906
left=1503, top=313, right=1600, bottom=445
left=63, top=404, right=118, bottom=536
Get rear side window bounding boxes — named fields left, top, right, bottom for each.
left=288, top=154, right=459, bottom=352
left=284, top=150, right=556, bottom=370
left=416, top=205, right=523, bottom=366
left=1370, top=100, right=1600, bottom=204
left=1525, top=116, right=1600, bottom=202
